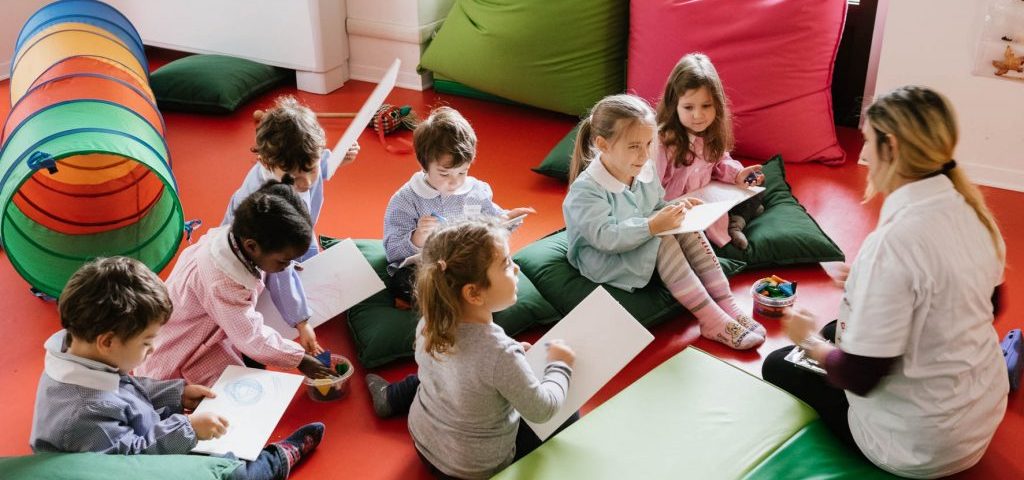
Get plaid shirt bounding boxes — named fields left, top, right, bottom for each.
left=383, top=172, right=505, bottom=274
left=136, top=226, right=305, bottom=387
left=30, top=330, right=197, bottom=455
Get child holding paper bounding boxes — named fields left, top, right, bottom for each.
left=138, top=179, right=335, bottom=387
left=383, top=107, right=533, bottom=304
left=368, top=220, right=575, bottom=479
left=30, top=257, right=324, bottom=480
left=655, top=53, right=767, bottom=249
left=563, top=94, right=764, bottom=350
left=224, top=95, right=360, bottom=354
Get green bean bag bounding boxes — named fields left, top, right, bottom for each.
left=0, top=453, right=241, bottom=480
left=420, top=0, right=628, bottom=116
left=513, top=231, right=745, bottom=328
left=323, top=238, right=561, bottom=369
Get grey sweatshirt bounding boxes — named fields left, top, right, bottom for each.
left=408, top=321, right=572, bottom=479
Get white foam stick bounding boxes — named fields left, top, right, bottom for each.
left=325, top=58, right=401, bottom=179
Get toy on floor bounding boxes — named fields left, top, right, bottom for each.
left=254, top=104, right=418, bottom=153
left=305, top=352, right=354, bottom=402
left=1002, top=329, right=1023, bottom=391
left=751, top=275, right=797, bottom=317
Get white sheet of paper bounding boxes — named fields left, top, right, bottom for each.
left=260, top=238, right=386, bottom=339
left=191, top=366, right=304, bottom=460
left=325, top=58, right=401, bottom=179
left=659, top=181, right=765, bottom=236
left=523, top=287, right=654, bottom=440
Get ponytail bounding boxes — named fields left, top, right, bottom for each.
left=568, top=117, right=595, bottom=183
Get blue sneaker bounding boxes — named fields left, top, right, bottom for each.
left=1001, top=329, right=1023, bottom=391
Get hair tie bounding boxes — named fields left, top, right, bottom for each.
left=437, top=260, right=447, bottom=272
left=942, top=159, right=956, bottom=172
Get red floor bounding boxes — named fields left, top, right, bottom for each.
left=1, top=49, right=1022, bottom=479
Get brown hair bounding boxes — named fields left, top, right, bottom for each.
left=413, top=106, right=477, bottom=170
left=415, top=220, right=508, bottom=356
left=253, top=96, right=326, bottom=173
left=656, top=53, right=734, bottom=168
left=60, top=256, right=172, bottom=343
left=864, top=85, right=1004, bottom=261
left=568, top=94, right=657, bottom=183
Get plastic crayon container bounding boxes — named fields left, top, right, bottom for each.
left=304, top=354, right=354, bottom=402
left=751, top=277, right=797, bottom=318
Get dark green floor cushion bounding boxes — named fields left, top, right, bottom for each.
left=0, top=453, right=242, bottom=480
left=531, top=124, right=578, bottom=182
left=341, top=239, right=561, bottom=369
left=713, top=155, right=845, bottom=269
left=513, top=231, right=745, bottom=328
left=493, top=348, right=818, bottom=479
left=420, top=0, right=627, bottom=116
left=742, top=421, right=900, bottom=480
left=432, top=73, right=520, bottom=107
left=151, top=54, right=291, bottom=113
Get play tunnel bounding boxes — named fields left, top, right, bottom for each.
left=1, top=0, right=183, bottom=298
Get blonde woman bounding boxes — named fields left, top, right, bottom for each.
left=763, top=86, right=1007, bottom=478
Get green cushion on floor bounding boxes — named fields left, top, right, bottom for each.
left=742, top=421, right=900, bottom=480
left=419, top=0, right=627, bottom=116
left=0, top=453, right=241, bottom=480
left=531, top=125, right=578, bottom=182
left=493, top=348, right=818, bottom=479
left=713, top=155, right=845, bottom=269
left=332, top=238, right=561, bottom=369
left=432, top=73, right=520, bottom=106
left=513, top=231, right=745, bottom=327
left=151, top=54, right=291, bottom=114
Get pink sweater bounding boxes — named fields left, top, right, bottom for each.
left=656, top=137, right=744, bottom=247
left=136, top=227, right=305, bottom=387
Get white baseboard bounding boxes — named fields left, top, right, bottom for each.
left=962, top=162, right=1024, bottom=193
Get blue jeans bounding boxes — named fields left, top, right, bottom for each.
left=225, top=445, right=288, bottom=480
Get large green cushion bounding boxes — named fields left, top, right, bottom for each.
left=513, top=231, right=745, bottom=328
left=151, top=54, right=291, bottom=114
left=713, top=155, right=845, bottom=268
left=420, top=0, right=627, bottom=116
left=493, top=348, right=818, bottom=479
left=742, top=421, right=900, bottom=480
left=331, top=238, right=561, bottom=369
left=0, top=453, right=241, bottom=480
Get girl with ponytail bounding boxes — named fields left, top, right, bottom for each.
left=764, top=86, right=1007, bottom=478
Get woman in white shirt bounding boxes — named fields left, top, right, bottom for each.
left=762, top=86, right=1007, bottom=479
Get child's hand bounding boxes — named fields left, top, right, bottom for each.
left=503, top=207, right=536, bottom=221
left=296, top=320, right=323, bottom=355
left=298, top=354, right=336, bottom=379
left=340, top=141, right=360, bottom=168
left=182, top=384, right=216, bottom=411
left=676, top=197, right=703, bottom=208
left=648, top=203, right=687, bottom=235
left=781, top=307, right=819, bottom=346
left=188, top=412, right=229, bottom=440
left=736, top=165, right=765, bottom=187
left=519, top=341, right=533, bottom=351
left=545, top=340, right=576, bottom=368
left=411, top=215, right=441, bottom=247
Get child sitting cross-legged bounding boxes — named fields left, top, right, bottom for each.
left=30, top=257, right=323, bottom=480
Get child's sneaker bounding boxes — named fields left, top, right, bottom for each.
left=734, top=314, right=767, bottom=337
left=366, top=374, right=393, bottom=418
left=1001, top=329, right=1023, bottom=391
left=273, top=422, right=325, bottom=476
left=703, top=320, right=764, bottom=350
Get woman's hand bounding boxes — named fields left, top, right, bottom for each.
left=736, top=165, right=765, bottom=187
left=296, top=320, right=323, bottom=355
left=781, top=307, right=819, bottom=346
left=649, top=203, right=687, bottom=235
left=824, top=263, right=851, bottom=288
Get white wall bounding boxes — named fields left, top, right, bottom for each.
left=0, top=0, right=51, bottom=81
left=871, top=0, right=1024, bottom=192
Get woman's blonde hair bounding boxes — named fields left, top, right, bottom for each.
left=656, top=53, right=733, bottom=168
left=864, top=85, right=1004, bottom=261
left=568, top=94, right=657, bottom=183
left=253, top=96, right=326, bottom=173
left=415, top=220, right=509, bottom=356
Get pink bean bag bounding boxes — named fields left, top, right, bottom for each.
left=628, top=0, right=847, bottom=164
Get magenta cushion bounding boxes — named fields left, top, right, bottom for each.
left=627, top=0, right=847, bottom=164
